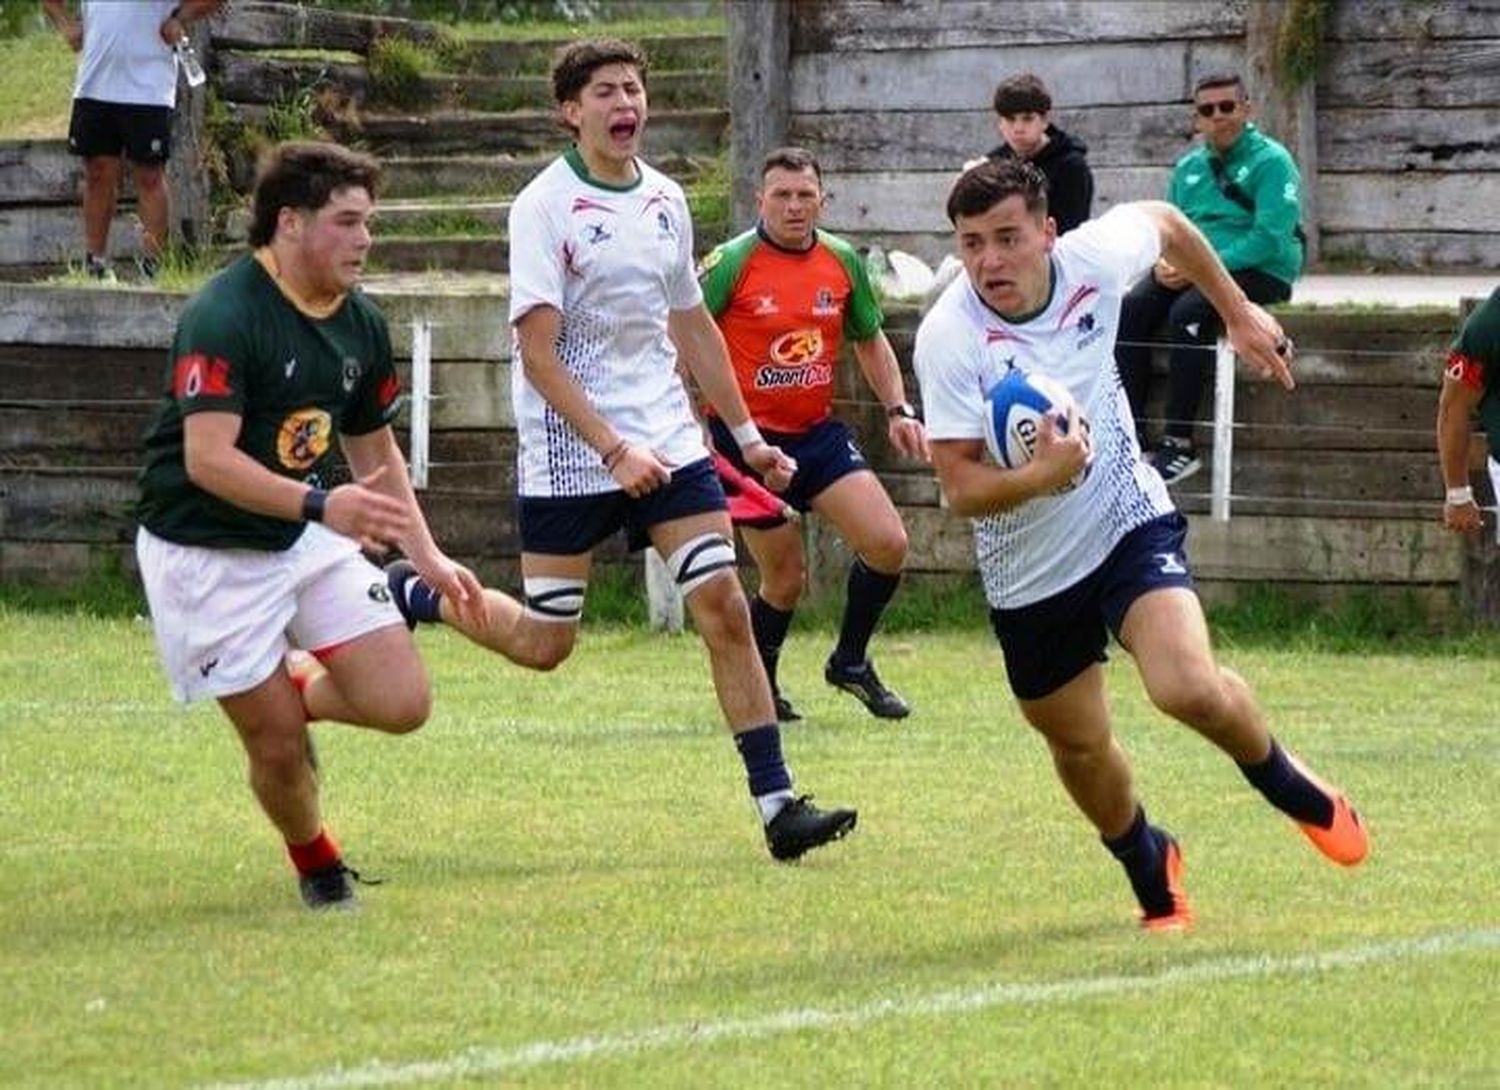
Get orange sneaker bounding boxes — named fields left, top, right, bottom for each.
left=1287, top=752, right=1369, bottom=867
left=1139, top=835, right=1194, bottom=933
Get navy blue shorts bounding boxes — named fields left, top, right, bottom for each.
left=707, top=415, right=868, bottom=518
left=68, top=98, right=174, bottom=164
left=518, top=456, right=727, bottom=555
left=988, top=513, right=1195, bottom=701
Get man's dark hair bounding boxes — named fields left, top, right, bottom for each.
left=551, top=38, right=648, bottom=104
left=1193, top=71, right=1246, bottom=97
left=992, top=73, right=1052, bottom=117
left=946, top=158, right=1049, bottom=225
left=248, top=141, right=381, bottom=248
left=761, top=146, right=822, bottom=184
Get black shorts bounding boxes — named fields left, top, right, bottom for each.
left=988, top=513, right=1196, bottom=701
left=518, top=457, right=727, bottom=556
left=68, top=98, right=173, bottom=164
left=708, top=415, right=868, bottom=517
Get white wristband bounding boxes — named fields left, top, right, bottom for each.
left=1446, top=486, right=1475, bottom=506
left=729, top=419, right=764, bottom=452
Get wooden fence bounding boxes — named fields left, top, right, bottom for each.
left=730, top=0, right=1500, bottom=268
left=1, top=281, right=1487, bottom=621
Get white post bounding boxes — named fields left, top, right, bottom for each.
left=409, top=316, right=432, bottom=490
left=1210, top=338, right=1235, bottom=522
left=644, top=548, right=684, bottom=633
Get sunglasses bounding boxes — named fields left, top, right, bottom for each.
left=1196, top=100, right=1240, bottom=118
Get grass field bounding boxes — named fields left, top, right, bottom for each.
left=2, top=609, right=1497, bottom=1088
left=0, top=29, right=74, bottom=139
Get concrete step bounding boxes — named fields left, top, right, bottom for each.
left=218, top=53, right=723, bottom=113
left=379, top=149, right=717, bottom=199
left=374, top=198, right=512, bottom=233
left=372, top=235, right=509, bottom=274
left=367, top=215, right=732, bottom=272
left=328, top=107, right=727, bottom=158
left=0, top=203, right=140, bottom=268
left=444, top=33, right=724, bottom=77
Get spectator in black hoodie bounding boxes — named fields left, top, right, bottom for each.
left=985, top=73, right=1094, bottom=234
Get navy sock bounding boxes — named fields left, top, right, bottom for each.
left=1102, top=806, right=1173, bottom=917
left=1239, top=738, right=1334, bottom=828
left=750, top=595, right=794, bottom=690
left=734, top=724, right=793, bottom=798
left=831, top=559, right=900, bottom=667
left=391, top=566, right=444, bottom=625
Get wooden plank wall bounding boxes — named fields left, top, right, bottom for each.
left=0, top=283, right=549, bottom=591
left=1318, top=3, right=1500, bottom=268
left=774, top=0, right=1499, bottom=269
left=0, top=282, right=1479, bottom=617
left=822, top=303, right=1479, bottom=617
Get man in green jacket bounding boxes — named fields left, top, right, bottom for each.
left=1115, top=72, right=1304, bottom=484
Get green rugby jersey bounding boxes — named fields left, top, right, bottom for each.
left=1450, top=287, right=1500, bottom=461
left=137, top=254, right=402, bottom=550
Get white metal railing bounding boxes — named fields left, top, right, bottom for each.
left=1211, top=337, right=1235, bottom=522
left=408, top=316, right=433, bottom=489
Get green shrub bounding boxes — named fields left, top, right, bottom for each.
left=367, top=35, right=434, bottom=109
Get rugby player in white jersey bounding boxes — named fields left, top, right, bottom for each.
left=914, top=159, right=1367, bottom=929
left=388, top=39, right=857, bottom=862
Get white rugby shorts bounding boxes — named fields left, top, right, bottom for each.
left=136, top=522, right=405, bottom=702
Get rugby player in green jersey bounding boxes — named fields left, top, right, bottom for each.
left=135, top=142, right=485, bottom=910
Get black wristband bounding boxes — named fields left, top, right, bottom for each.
left=886, top=402, right=919, bottom=421
left=301, top=487, right=329, bottom=523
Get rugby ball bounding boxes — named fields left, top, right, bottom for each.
left=981, top=369, right=1089, bottom=490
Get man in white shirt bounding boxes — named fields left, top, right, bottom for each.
left=915, top=159, right=1367, bottom=930
left=389, top=40, right=857, bottom=863
left=43, top=0, right=216, bottom=280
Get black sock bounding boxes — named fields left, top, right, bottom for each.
left=1102, top=806, right=1173, bottom=917
left=831, top=559, right=900, bottom=667
left=750, top=595, right=794, bottom=691
left=734, top=724, right=792, bottom=797
left=1239, top=738, right=1334, bottom=828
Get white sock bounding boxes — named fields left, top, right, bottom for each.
left=755, top=790, right=795, bottom=825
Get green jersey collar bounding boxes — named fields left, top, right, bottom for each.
left=564, top=145, right=642, bottom=192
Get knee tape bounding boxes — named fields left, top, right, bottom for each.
left=523, top=575, right=586, bottom=624
left=666, top=533, right=737, bottom=597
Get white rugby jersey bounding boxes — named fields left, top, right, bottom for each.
left=508, top=148, right=708, bottom=497
left=915, top=205, right=1175, bottom=609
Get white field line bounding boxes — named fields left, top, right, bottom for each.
left=203, top=928, right=1500, bottom=1090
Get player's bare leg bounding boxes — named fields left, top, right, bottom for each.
left=286, top=625, right=431, bottom=731
left=1122, top=587, right=1368, bottom=865
left=652, top=509, right=856, bottom=860
left=1018, top=664, right=1191, bottom=929
left=651, top=510, right=776, bottom=731
left=392, top=551, right=588, bottom=671
left=1121, top=587, right=1269, bottom=760
left=221, top=675, right=322, bottom=843
left=220, top=672, right=361, bottom=908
